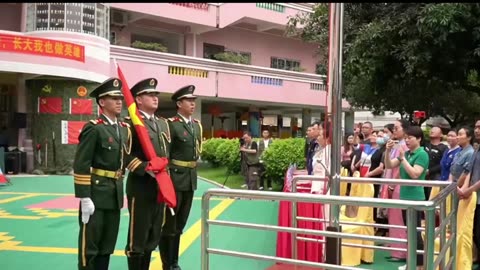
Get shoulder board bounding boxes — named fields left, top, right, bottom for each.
left=168, top=117, right=181, bottom=122
left=89, top=119, right=98, bottom=125
left=97, top=118, right=105, bottom=125
left=120, top=122, right=130, bottom=128
left=193, top=118, right=200, bottom=123
left=124, top=116, right=131, bottom=120
left=140, top=115, right=145, bottom=119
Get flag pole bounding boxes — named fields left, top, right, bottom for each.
left=325, top=2, right=344, bottom=265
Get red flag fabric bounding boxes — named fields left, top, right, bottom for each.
left=38, top=97, right=62, bottom=114
left=70, top=98, right=93, bottom=115
left=116, top=61, right=177, bottom=209
left=61, top=120, right=87, bottom=144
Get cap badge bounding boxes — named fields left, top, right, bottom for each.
left=150, top=79, right=155, bottom=86
left=113, top=79, right=119, bottom=87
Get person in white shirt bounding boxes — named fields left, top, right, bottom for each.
left=258, top=129, right=273, bottom=190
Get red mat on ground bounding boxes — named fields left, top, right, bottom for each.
left=27, top=195, right=128, bottom=209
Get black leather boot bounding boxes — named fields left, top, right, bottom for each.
left=127, top=255, right=143, bottom=270
left=159, top=236, right=175, bottom=270
left=172, top=235, right=182, bottom=270
left=141, top=251, right=152, bottom=270
left=94, top=255, right=110, bottom=270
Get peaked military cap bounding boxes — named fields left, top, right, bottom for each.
left=171, top=85, right=197, bottom=101
left=131, top=78, right=160, bottom=97
left=89, top=77, right=123, bottom=99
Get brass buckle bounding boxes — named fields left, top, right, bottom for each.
left=114, top=170, right=122, bottom=179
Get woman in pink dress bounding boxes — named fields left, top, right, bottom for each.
left=383, top=120, right=410, bottom=261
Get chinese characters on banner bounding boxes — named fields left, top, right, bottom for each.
left=0, top=33, right=85, bottom=62
left=61, top=120, right=87, bottom=144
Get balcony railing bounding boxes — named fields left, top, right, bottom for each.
left=169, top=3, right=210, bottom=11
left=110, top=45, right=326, bottom=85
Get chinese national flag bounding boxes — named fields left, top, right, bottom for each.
left=61, top=120, right=87, bottom=144
left=69, top=98, right=93, bottom=115
left=38, top=97, right=62, bottom=114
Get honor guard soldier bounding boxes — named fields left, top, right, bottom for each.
left=160, top=85, right=202, bottom=270
left=124, top=78, right=171, bottom=270
left=73, top=78, right=132, bottom=270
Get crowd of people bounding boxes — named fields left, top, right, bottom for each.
left=304, top=119, right=480, bottom=270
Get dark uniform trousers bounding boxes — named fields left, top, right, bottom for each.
left=78, top=206, right=120, bottom=270
left=160, top=188, right=194, bottom=270
left=125, top=195, right=165, bottom=269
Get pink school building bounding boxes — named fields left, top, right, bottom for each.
left=0, top=3, right=353, bottom=171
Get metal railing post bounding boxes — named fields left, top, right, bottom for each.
left=439, top=194, right=447, bottom=270
left=201, top=193, right=211, bottom=270
left=450, top=191, right=458, bottom=270
left=407, top=208, right=418, bottom=269
left=292, top=199, right=298, bottom=260
left=424, top=208, right=436, bottom=270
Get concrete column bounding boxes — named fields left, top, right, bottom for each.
left=193, top=98, right=203, bottom=137
left=301, top=108, right=312, bottom=137
left=16, top=75, right=27, bottom=147
left=344, top=110, right=355, bottom=134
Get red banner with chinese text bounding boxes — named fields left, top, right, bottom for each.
left=38, top=97, right=62, bottom=114
left=69, top=98, right=93, bottom=115
left=0, top=33, right=85, bottom=62
left=61, top=120, right=87, bottom=144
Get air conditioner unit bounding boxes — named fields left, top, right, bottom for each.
left=111, top=10, right=128, bottom=27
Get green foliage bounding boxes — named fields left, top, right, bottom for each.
left=201, top=138, right=224, bottom=167
left=214, top=139, right=241, bottom=173
left=213, top=51, right=250, bottom=65
left=261, top=138, right=306, bottom=184
left=131, top=40, right=168, bottom=53
left=287, top=3, right=480, bottom=127
left=201, top=138, right=306, bottom=184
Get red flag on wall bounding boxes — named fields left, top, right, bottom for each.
left=61, top=120, right=87, bottom=144
left=69, top=98, right=93, bottom=115
left=38, top=97, right=62, bottom=114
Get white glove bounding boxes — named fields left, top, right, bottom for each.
left=80, top=198, right=95, bottom=224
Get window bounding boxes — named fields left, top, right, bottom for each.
left=271, top=57, right=301, bottom=71
left=26, top=3, right=109, bottom=39
left=203, top=43, right=225, bottom=60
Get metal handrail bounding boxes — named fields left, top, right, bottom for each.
left=200, top=184, right=457, bottom=270
left=288, top=175, right=457, bottom=270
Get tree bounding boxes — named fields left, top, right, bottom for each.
left=287, top=3, right=480, bottom=127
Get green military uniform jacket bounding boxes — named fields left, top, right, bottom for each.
left=124, top=113, right=171, bottom=201
left=73, top=114, right=132, bottom=210
left=167, top=114, right=202, bottom=191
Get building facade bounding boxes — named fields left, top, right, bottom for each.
left=0, top=3, right=352, bottom=172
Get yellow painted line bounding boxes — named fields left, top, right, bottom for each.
left=0, top=198, right=236, bottom=266
left=150, top=198, right=235, bottom=269
left=0, top=194, right=39, bottom=204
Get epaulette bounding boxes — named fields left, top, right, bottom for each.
left=120, top=121, right=130, bottom=128
left=193, top=118, right=200, bottom=123
left=97, top=118, right=105, bottom=125
left=90, top=118, right=104, bottom=125
left=124, top=116, right=131, bottom=120
left=168, top=116, right=181, bottom=122
left=89, top=119, right=98, bottom=125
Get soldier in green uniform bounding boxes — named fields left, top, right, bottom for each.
left=124, top=78, right=171, bottom=270
left=159, top=85, right=202, bottom=270
left=73, top=77, right=132, bottom=270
